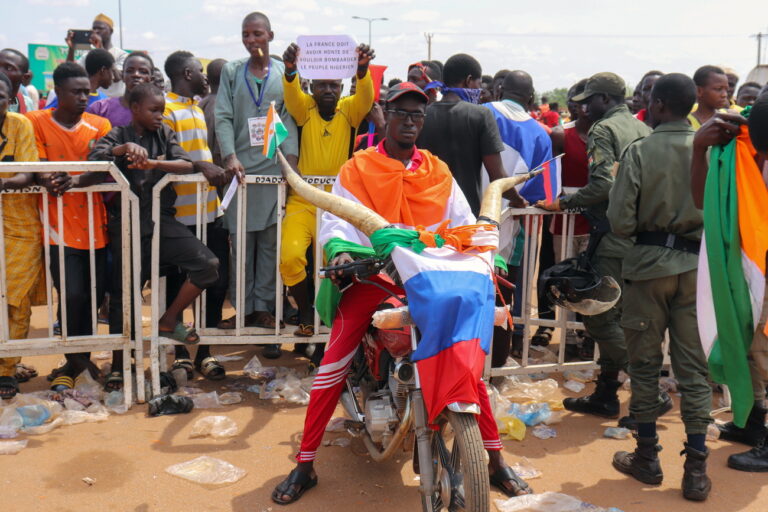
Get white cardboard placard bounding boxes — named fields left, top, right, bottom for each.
left=297, top=35, right=358, bottom=80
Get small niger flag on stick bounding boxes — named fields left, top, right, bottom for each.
left=263, top=101, right=289, bottom=159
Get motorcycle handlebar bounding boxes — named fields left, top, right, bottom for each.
left=320, top=257, right=386, bottom=280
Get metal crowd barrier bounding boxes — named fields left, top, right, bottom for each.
left=148, top=174, right=336, bottom=395
left=0, top=162, right=142, bottom=407
left=485, top=202, right=600, bottom=379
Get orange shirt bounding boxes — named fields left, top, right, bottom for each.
left=26, top=110, right=111, bottom=250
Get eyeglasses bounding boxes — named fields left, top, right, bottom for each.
left=386, top=109, right=426, bottom=121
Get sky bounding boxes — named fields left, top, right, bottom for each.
left=4, top=0, right=768, bottom=93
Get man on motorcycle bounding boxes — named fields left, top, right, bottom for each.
left=271, top=82, right=531, bottom=505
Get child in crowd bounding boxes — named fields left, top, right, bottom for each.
left=88, top=82, right=219, bottom=389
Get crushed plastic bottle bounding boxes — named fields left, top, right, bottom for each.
left=497, top=415, right=526, bottom=441
left=218, top=392, right=243, bottom=405
left=508, top=402, right=551, bottom=426
left=16, top=404, right=51, bottom=427
left=563, top=380, right=585, bottom=393
left=499, top=378, right=559, bottom=403
left=148, top=394, right=194, bottom=416
left=510, top=457, right=542, bottom=480
left=532, top=425, right=557, bottom=439
left=495, top=492, right=623, bottom=512
left=192, top=391, right=222, bottom=409
left=189, top=416, right=239, bottom=439
left=604, top=427, right=632, bottom=439
left=0, top=439, right=28, bottom=455
left=165, top=456, right=246, bottom=486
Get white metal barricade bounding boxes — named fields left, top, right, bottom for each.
left=148, top=174, right=336, bottom=395
left=485, top=204, right=600, bottom=379
left=0, top=162, right=142, bottom=407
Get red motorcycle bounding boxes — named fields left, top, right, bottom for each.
left=324, top=257, right=508, bottom=512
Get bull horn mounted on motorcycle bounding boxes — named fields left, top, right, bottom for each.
left=275, top=149, right=542, bottom=233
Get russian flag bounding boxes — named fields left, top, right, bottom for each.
left=389, top=229, right=498, bottom=423
left=519, top=155, right=563, bottom=204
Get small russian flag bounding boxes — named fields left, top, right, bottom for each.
left=519, top=154, right=563, bottom=203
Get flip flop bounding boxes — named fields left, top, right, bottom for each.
left=293, top=324, right=314, bottom=337
left=15, top=363, right=38, bottom=383
left=104, top=371, right=124, bottom=392
left=271, top=468, right=318, bottom=505
left=489, top=466, right=533, bottom=497
left=0, top=376, right=19, bottom=399
left=159, top=322, right=200, bottom=345
left=171, top=358, right=195, bottom=380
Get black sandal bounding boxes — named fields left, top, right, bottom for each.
left=531, top=327, right=553, bottom=347
left=0, top=376, right=19, bottom=399
left=271, top=468, right=318, bottom=505
left=196, top=356, right=226, bottom=381
left=171, top=358, right=195, bottom=380
left=489, top=466, right=532, bottom=497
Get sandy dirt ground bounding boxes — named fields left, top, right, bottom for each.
left=3, top=305, right=768, bottom=512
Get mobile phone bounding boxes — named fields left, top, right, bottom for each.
left=71, top=29, right=93, bottom=49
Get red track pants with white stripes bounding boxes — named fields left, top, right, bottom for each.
left=297, top=275, right=503, bottom=463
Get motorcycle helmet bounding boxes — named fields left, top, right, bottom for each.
left=540, top=258, right=621, bottom=316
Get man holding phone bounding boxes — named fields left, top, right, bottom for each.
left=65, top=13, right=127, bottom=98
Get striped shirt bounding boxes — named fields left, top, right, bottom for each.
left=163, top=92, right=220, bottom=225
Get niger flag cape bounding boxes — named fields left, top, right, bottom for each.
left=697, top=124, right=768, bottom=427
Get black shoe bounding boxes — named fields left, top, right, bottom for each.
left=564, top=374, right=621, bottom=418
left=612, top=435, right=663, bottom=484
left=263, top=344, right=282, bottom=359
left=727, top=440, right=768, bottom=472
left=681, top=444, right=711, bottom=501
left=718, top=404, right=768, bottom=446
left=618, top=392, right=674, bottom=430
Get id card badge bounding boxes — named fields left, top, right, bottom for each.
left=248, top=116, right=267, bottom=147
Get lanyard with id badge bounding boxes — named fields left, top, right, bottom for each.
left=244, top=63, right=270, bottom=147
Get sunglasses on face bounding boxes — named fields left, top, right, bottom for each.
left=386, top=109, right=426, bottom=121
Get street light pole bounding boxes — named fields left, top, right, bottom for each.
left=351, top=16, right=388, bottom=46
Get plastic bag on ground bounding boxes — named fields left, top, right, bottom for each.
left=326, top=417, right=347, bottom=433
left=189, top=416, right=239, bottom=439
left=508, top=403, right=551, bottom=426
left=277, top=375, right=310, bottom=405
left=563, top=369, right=594, bottom=383
left=500, top=378, right=559, bottom=403
left=148, top=394, right=194, bottom=416
left=528, top=345, right=558, bottom=364
left=60, top=406, right=109, bottom=425
left=0, top=407, right=23, bottom=432
left=243, top=355, right=277, bottom=382
left=192, top=392, right=222, bottom=409
left=23, top=417, right=64, bottom=435
left=17, top=404, right=51, bottom=427
left=0, top=439, right=28, bottom=455
left=105, top=390, right=128, bottom=414
left=706, top=423, right=720, bottom=441
left=64, top=398, right=86, bottom=411
left=532, top=425, right=557, bottom=439
left=218, top=392, right=243, bottom=405
left=497, top=415, right=526, bottom=441
left=165, top=456, right=246, bottom=486
left=510, top=457, right=542, bottom=480
left=563, top=380, right=585, bottom=393
left=604, top=427, right=631, bottom=439
left=0, top=425, right=18, bottom=439
left=74, top=371, right=102, bottom=400
left=495, top=492, right=623, bottom=512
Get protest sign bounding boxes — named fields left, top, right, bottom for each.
left=296, top=35, right=358, bottom=80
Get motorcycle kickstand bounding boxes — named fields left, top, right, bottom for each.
left=412, top=388, right=436, bottom=509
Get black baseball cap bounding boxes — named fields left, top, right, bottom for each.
left=571, top=72, right=626, bottom=102
left=385, top=82, right=429, bottom=104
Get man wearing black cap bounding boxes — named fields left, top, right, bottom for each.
left=271, top=81, right=531, bottom=505
left=538, top=72, right=652, bottom=421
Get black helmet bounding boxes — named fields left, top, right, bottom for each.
left=540, top=258, right=621, bottom=315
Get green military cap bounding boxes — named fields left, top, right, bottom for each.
left=571, top=72, right=626, bottom=102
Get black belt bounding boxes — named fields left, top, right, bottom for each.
left=635, top=232, right=700, bottom=254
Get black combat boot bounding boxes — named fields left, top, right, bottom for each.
left=681, top=444, right=711, bottom=501
left=564, top=373, right=621, bottom=418
left=727, top=435, right=768, bottom=472
left=718, top=403, right=767, bottom=446
left=612, top=435, right=663, bottom=484
left=618, top=391, right=674, bottom=430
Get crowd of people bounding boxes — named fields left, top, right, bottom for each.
left=1, top=9, right=768, bottom=507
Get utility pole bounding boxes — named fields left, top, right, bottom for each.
left=424, top=33, right=434, bottom=61
left=758, top=32, right=764, bottom=66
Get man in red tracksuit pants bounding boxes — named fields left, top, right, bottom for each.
left=272, top=82, right=531, bottom=505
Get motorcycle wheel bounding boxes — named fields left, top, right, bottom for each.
left=421, top=410, right=489, bottom=512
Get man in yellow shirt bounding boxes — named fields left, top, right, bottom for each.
left=280, top=42, right=375, bottom=339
